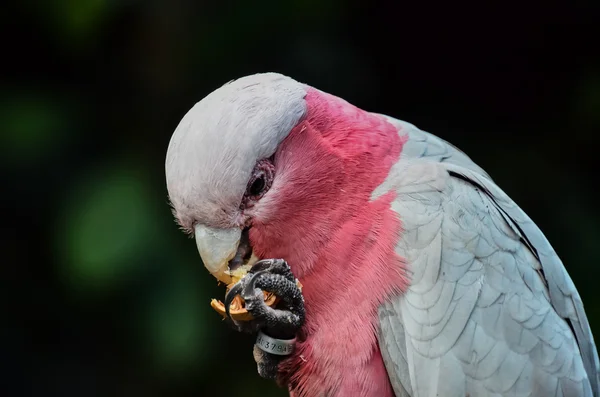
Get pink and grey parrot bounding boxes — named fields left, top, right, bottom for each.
left=165, top=73, right=599, bottom=396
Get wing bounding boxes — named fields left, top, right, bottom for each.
left=374, top=117, right=599, bottom=397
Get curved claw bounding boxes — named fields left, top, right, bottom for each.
left=248, top=259, right=275, bottom=274
left=224, top=281, right=244, bottom=321
left=249, top=259, right=296, bottom=284
left=242, top=269, right=269, bottom=299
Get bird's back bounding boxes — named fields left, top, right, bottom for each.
left=373, top=115, right=599, bottom=396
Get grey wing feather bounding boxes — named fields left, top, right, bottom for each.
left=374, top=116, right=599, bottom=397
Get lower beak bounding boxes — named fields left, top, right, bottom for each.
left=194, top=224, right=241, bottom=283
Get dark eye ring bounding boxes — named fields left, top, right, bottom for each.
left=244, top=158, right=274, bottom=202
left=249, top=175, right=266, bottom=196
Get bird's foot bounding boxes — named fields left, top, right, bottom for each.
left=224, top=259, right=305, bottom=380
left=224, top=258, right=305, bottom=338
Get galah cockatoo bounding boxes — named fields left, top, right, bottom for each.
left=165, top=73, right=599, bottom=397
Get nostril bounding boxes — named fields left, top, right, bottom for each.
left=228, top=227, right=252, bottom=271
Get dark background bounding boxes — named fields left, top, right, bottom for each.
left=2, top=1, right=599, bottom=396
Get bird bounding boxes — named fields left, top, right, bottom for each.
left=165, top=72, right=599, bottom=396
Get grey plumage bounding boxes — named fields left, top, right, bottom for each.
left=374, top=117, right=599, bottom=396
left=165, top=73, right=306, bottom=230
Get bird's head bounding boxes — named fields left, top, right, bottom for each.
left=165, top=72, right=403, bottom=284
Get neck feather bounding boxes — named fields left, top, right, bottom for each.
left=250, top=88, right=409, bottom=396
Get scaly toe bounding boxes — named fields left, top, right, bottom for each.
left=241, top=270, right=269, bottom=309
left=249, top=259, right=295, bottom=283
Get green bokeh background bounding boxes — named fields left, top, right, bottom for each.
left=2, top=1, right=599, bottom=396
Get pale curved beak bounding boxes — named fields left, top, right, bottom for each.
left=194, top=224, right=241, bottom=283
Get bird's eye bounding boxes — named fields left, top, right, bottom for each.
left=249, top=175, right=266, bottom=196
left=243, top=159, right=274, bottom=206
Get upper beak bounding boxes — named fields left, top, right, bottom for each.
left=194, top=224, right=241, bottom=283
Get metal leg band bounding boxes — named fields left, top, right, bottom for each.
left=255, top=330, right=296, bottom=356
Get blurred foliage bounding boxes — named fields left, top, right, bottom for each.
left=58, top=164, right=157, bottom=291
left=1, top=0, right=599, bottom=396
left=0, top=92, right=71, bottom=165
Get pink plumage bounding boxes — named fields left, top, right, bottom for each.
left=250, top=88, right=409, bottom=396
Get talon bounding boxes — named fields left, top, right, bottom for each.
left=241, top=270, right=270, bottom=300
left=224, top=281, right=244, bottom=321
left=248, top=259, right=276, bottom=273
